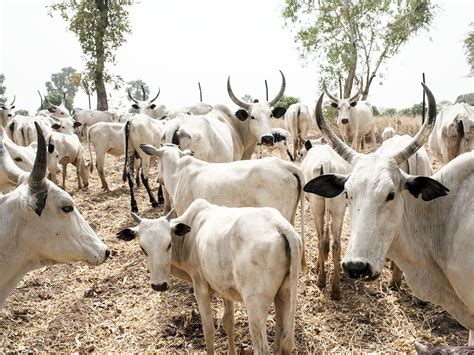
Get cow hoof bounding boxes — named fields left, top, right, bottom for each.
left=317, top=277, right=326, bottom=289
left=158, top=197, right=165, bottom=204
left=151, top=201, right=159, bottom=208
left=330, top=290, right=341, bottom=300
left=131, top=206, right=138, bottom=213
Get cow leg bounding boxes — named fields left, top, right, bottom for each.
left=163, top=187, right=173, bottom=214
left=140, top=157, right=159, bottom=208
left=193, top=283, right=215, bottom=355
left=390, top=261, right=403, bottom=288
left=330, top=206, right=344, bottom=300
left=244, top=296, right=272, bottom=354
left=127, top=154, right=138, bottom=213
left=469, top=330, right=474, bottom=346
left=96, top=151, right=109, bottom=191
left=351, top=129, right=359, bottom=151
left=222, top=298, right=236, bottom=355
left=157, top=185, right=165, bottom=204
left=293, top=138, right=298, bottom=162
left=274, top=278, right=295, bottom=354
left=62, top=164, right=67, bottom=189
left=76, top=164, right=82, bottom=190
left=311, top=198, right=328, bottom=288
left=371, top=129, right=377, bottom=151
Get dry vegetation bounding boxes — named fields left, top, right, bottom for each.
left=0, top=116, right=466, bottom=352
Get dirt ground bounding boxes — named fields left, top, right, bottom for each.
left=0, top=120, right=468, bottom=352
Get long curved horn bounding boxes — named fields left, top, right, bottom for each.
left=10, top=95, right=16, bottom=106
left=227, top=76, right=250, bottom=110
left=198, top=82, right=202, bottom=102
left=149, top=88, right=161, bottom=103
left=322, top=81, right=339, bottom=103
left=165, top=208, right=175, bottom=221
left=131, top=212, right=142, bottom=225
left=264, top=79, right=269, bottom=101
left=127, top=89, right=138, bottom=104
left=140, top=85, right=147, bottom=101
left=28, top=122, right=48, bottom=191
left=38, top=90, right=44, bottom=109
left=391, top=83, right=437, bottom=165
left=348, top=87, right=362, bottom=102
left=315, top=93, right=358, bottom=163
left=44, top=96, right=58, bottom=109
left=269, top=70, right=286, bottom=106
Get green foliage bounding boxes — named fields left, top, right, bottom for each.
left=398, top=103, right=423, bottom=117
left=282, top=0, right=436, bottom=98
left=127, top=79, right=150, bottom=101
left=322, top=102, right=337, bottom=123
left=45, top=67, right=80, bottom=110
left=465, top=23, right=474, bottom=76
left=383, top=108, right=397, bottom=116
left=371, top=105, right=380, bottom=116
left=241, top=94, right=254, bottom=104
left=44, top=91, right=73, bottom=112
left=455, top=93, right=474, bottom=105
left=274, top=95, right=300, bottom=110
left=0, top=74, right=6, bottom=104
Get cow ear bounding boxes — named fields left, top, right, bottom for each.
left=116, top=228, right=137, bottom=241
left=304, top=140, right=312, bottom=152
left=235, top=109, right=248, bottom=121
left=457, top=120, right=464, bottom=137
left=179, top=149, right=194, bottom=157
left=27, top=190, right=48, bottom=217
left=51, top=123, right=61, bottom=130
left=404, top=176, right=449, bottom=201
left=140, top=144, right=164, bottom=157
left=132, top=104, right=139, bottom=110
left=73, top=121, right=82, bottom=128
left=9, top=122, right=14, bottom=132
left=350, top=101, right=358, bottom=107
left=150, top=104, right=156, bottom=110
left=304, top=174, right=349, bottom=198
left=272, top=107, right=286, bottom=118
left=331, top=102, right=338, bottom=108
left=172, top=223, right=191, bottom=236
left=48, top=144, right=55, bottom=153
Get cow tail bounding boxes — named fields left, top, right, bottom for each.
left=122, top=120, right=131, bottom=182
left=87, top=126, right=93, bottom=173
left=291, top=169, right=307, bottom=272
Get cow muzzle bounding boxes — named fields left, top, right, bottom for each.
left=261, top=135, right=274, bottom=146
left=342, top=261, right=378, bottom=281
left=151, top=282, right=169, bottom=292
left=341, top=118, right=349, bottom=124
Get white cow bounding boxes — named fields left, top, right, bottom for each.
left=73, top=108, right=117, bottom=136
left=2, top=130, right=36, bottom=171
left=0, top=96, right=16, bottom=128
left=255, top=127, right=294, bottom=161
left=0, top=127, right=26, bottom=193
left=323, top=83, right=376, bottom=151
left=301, top=139, right=351, bottom=300
left=428, top=103, right=474, bottom=164
left=284, top=103, right=312, bottom=160
left=0, top=122, right=109, bottom=308
left=381, top=126, right=396, bottom=142
left=46, top=132, right=90, bottom=190
left=305, top=85, right=474, bottom=345
left=117, top=199, right=302, bottom=354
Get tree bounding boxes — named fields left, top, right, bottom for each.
left=465, top=23, right=474, bottom=76
left=282, top=0, right=436, bottom=99
left=49, top=0, right=134, bottom=111
left=455, top=93, right=474, bottom=105
left=241, top=94, right=254, bottom=104
left=0, top=74, right=6, bottom=104
left=44, top=91, right=74, bottom=112
left=127, top=79, right=150, bottom=101
left=275, top=95, right=300, bottom=110
left=45, top=67, right=81, bottom=110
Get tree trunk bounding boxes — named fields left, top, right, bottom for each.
left=94, top=0, right=108, bottom=111
left=342, top=0, right=358, bottom=99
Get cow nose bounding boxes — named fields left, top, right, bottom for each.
left=342, top=261, right=371, bottom=279
left=261, top=135, right=274, bottom=146
left=341, top=118, right=349, bottom=124
left=105, top=249, right=111, bottom=260
left=151, top=282, right=169, bottom=292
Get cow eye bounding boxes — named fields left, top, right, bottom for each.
left=140, top=246, right=148, bottom=256
left=62, top=205, right=74, bottom=213
left=386, top=191, right=395, bottom=201
left=14, top=157, right=22, bottom=162
left=167, top=242, right=172, bottom=251
left=251, top=116, right=255, bottom=120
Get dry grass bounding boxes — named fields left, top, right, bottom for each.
left=0, top=118, right=466, bottom=352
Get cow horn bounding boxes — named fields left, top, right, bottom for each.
left=28, top=122, right=48, bottom=191
left=165, top=209, right=175, bottom=222
left=227, top=76, right=250, bottom=110
left=131, top=212, right=142, bottom=225
left=38, top=90, right=44, bottom=109
left=264, top=79, right=269, bottom=101
left=10, top=95, right=16, bottom=106
left=315, top=93, right=358, bottom=163
left=322, top=81, right=339, bottom=103
left=140, top=85, right=147, bottom=101
left=391, top=83, right=437, bottom=165
left=44, top=96, right=58, bottom=109
left=127, top=89, right=139, bottom=104
left=269, top=70, right=286, bottom=106
left=149, top=88, right=161, bottom=103
left=348, top=87, right=362, bottom=102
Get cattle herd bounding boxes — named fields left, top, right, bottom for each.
left=1, top=71, right=474, bottom=353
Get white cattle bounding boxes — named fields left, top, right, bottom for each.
left=284, top=103, right=312, bottom=159
left=0, top=127, right=26, bottom=193
left=2, top=130, right=36, bottom=171
left=301, top=139, right=351, bottom=299
left=117, top=199, right=302, bottom=354
left=0, top=96, right=16, bottom=128
left=323, top=83, right=376, bottom=151
left=255, top=127, right=294, bottom=161
left=381, top=126, right=396, bottom=141
left=123, top=114, right=164, bottom=212
left=73, top=108, right=116, bottom=136
left=305, top=85, right=474, bottom=345
left=428, top=103, right=474, bottom=164
left=0, top=122, right=109, bottom=308
left=46, top=131, right=90, bottom=190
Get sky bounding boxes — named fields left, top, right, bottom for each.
left=0, top=0, right=473, bottom=114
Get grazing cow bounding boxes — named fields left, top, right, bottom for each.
left=117, top=199, right=302, bottom=354
left=0, top=96, right=16, bottom=128
left=255, top=128, right=294, bottom=161
left=284, top=103, right=312, bottom=160
left=304, top=84, right=474, bottom=345
left=301, top=139, right=351, bottom=299
left=46, top=131, right=90, bottom=190
left=323, top=83, right=376, bottom=151
left=123, top=114, right=164, bottom=212
left=428, top=103, right=474, bottom=164
left=0, top=122, right=109, bottom=308
left=381, top=126, right=396, bottom=141
left=73, top=108, right=116, bottom=136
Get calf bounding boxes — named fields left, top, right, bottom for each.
left=381, top=126, right=396, bottom=141
left=284, top=103, right=312, bottom=160
left=255, top=128, right=294, bottom=161
left=117, top=199, right=302, bottom=354
left=46, top=132, right=90, bottom=190
left=0, top=122, right=109, bottom=308
left=0, top=96, right=15, bottom=128
left=301, top=139, right=351, bottom=299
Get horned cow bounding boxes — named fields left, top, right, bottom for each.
left=284, top=103, right=312, bottom=160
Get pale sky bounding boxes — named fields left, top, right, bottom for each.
left=0, top=0, right=473, bottom=114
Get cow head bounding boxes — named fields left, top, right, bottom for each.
left=1, top=96, right=16, bottom=127
left=45, top=94, right=71, bottom=119
left=304, top=84, right=448, bottom=281
left=117, top=211, right=191, bottom=292
left=227, top=71, right=287, bottom=146
left=46, top=138, right=62, bottom=175
left=128, top=86, right=163, bottom=118
left=323, top=82, right=362, bottom=126
left=8, top=122, right=109, bottom=266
